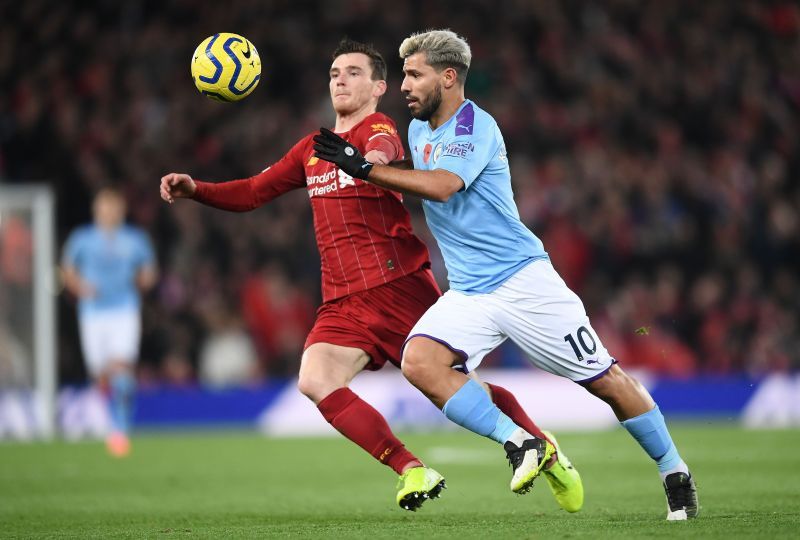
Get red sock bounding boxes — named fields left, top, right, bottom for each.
left=487, top=383, right=551, bottom=443
left=318, top=388, right=419, bottom=475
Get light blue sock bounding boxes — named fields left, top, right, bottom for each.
left=109, top=372, right=135, bottom=434
left=621, top=405, right=683, bottom=473
left=442, top=379, right=519, bottom=444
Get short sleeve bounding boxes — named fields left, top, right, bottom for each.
left=356, top=114, right=403, bottom=161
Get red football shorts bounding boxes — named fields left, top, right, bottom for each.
left=304, top=268, right=442, bottom=370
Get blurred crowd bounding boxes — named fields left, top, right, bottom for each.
left=1, top=0, right=798, bottom=385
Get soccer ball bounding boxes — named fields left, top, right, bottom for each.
left=191, top=33, right=261, bottom=102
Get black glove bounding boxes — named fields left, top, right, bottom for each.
left=312, top=127, right=374, bottom=180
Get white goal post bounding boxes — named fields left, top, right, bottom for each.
left=0, top=184, right=56, bottom=439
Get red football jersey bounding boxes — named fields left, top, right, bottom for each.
left=193, top=112, right=432, bottom=302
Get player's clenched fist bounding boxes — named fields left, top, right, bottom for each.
left=160, top=173, right=196, bottom=204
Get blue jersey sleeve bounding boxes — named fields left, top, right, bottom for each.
left=433, top=105, right=499, bottom=190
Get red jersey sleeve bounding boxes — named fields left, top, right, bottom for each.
left=356, top=113, right=404, bottom=162
left=193, top=137, right=309, bottom=211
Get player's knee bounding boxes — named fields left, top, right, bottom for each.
left=401, top=337, right=456, bottom=387
left=297, top=358, right=337, bottom=403
left=297, top=372, right=339, bottom=403
left=400, top=338, right=431, bottom=385
left=296, top=372, right=319, bottom=401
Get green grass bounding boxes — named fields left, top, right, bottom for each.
left=1, top=424, right=799, bottom=538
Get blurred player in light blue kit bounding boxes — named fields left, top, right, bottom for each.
left=313, top=30, right=698, bottom=520
left=62, top=188, right=157, bottom=457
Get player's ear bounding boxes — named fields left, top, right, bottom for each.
left=373, top=79, right=387, bottom=98
left=442, top=67, right=458, bottom=90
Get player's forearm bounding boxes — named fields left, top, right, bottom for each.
left=388, top=159, right=414, bottom=170
left=367, top=165, right=463, bottom=202
left=192, top=179, right=260, bottom=212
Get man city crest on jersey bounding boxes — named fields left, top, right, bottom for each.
left=432, top=142, right=443, bottom=163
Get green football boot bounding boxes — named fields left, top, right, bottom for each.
left=396, top=466, right=446, bottom=511
left=542, top=430, right=584, bottom=512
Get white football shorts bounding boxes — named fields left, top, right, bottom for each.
left=405, top=259, right=616, bottom=384
left=78, top=308, right=141, bottom=377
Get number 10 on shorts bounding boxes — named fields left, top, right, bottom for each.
left=564, top=326, right=597, bottom=361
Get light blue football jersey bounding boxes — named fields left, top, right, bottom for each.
left=62, top=224, right=155, bottom=316
left=408, top=99, right=548, bottom=294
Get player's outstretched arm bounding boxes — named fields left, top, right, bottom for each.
left=160, top=173, right=197, bottom=204
left=160, top=151, right=305, bottom=212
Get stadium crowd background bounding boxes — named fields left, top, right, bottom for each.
left=1, top=0, right=798, bottom=387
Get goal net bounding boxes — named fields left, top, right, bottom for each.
left=0, top=185, right=56, bottom=439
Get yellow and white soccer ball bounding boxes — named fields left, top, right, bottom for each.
left=191, top=33, right=261, bottom=102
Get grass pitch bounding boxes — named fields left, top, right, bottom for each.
left=1, top=424, right=798, bottom=538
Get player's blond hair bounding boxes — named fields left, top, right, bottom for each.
left=399, top=29, right=471, bottom=84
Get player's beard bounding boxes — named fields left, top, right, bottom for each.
left=411, top=83, right=443, bottom=121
